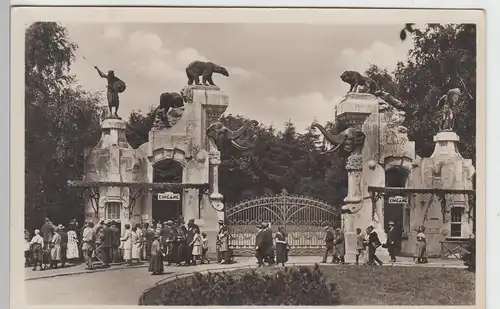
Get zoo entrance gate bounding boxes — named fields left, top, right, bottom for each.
left=225, top=189, right=341, bottom=255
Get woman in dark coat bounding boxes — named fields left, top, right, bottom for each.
left=148, top=234, right=164, bottom=275
left=275, top=226, right=288, bottom=266
left=176, top=222, right=189, bottom=266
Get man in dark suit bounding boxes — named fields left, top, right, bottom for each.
left=365, top=225, right=383, bottom=266
left=58, top=224, right=68, bottom=268
left=386, top=221, right=397, bottom=262
left=261, top=222, right=275, bottom=265
left=110, top=222, right=121, bottom=263
left=41, top=218, right=54, bottom=250
left=322, top=226, right=335, bottom=263
left=161, top=221, right=174, bottom=265
left=254, top=224, right=266, bottom=267
left=101, top=221, right=113, bottom=267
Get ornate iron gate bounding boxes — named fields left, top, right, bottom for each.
left=226, top=189, right=340, bottom=255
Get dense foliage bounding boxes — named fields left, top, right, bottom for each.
left=393, top=24, right=476, bottom=161
left=25, top=22, right=102, bottom=230
left=139, top=264, right=340, bottom=306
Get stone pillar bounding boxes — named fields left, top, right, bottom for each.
left=208, top=149, right=224, bottom=212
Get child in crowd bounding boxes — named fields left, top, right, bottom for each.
left=190, top=228, right=202, bottom=265
left=201, top=232, right=210, bottom=264
left=355, top=228, right=365, bottom=265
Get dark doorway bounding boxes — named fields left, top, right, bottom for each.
left=384, top=167, right=409, bottom=253
left=153, top=160, right=183, bottom=223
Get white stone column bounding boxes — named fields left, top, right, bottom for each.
left=208, top=149, right=224, bottom=213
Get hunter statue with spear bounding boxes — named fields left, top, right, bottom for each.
left=85, top=56, right=127, bottom=118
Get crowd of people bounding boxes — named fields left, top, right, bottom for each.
left=25, top=218, right=429, bottom=272
left=25, top=217, right=233, bottom=274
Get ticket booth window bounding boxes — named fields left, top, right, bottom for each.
left=106, top=202, right=121, bottom=221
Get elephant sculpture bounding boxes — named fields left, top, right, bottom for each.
left=206, top=120, right=259, bottom=150
left=311, top=123, right=365, bottom=154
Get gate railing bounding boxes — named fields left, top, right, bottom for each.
left=226, top=189, right=340, bottom=253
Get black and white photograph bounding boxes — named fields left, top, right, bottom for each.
left=11, top=6, right=485, bottom=307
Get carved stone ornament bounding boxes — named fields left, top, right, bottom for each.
left=181, top=86, right=194, bottom=104
left=209, top=150, right=221, bottom=165
left=345, top=153, right=363, bottom=171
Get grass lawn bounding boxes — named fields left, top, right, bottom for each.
left=251, top=265, right=475, bottom=306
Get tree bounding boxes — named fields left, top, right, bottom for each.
left=394, top=24, right=476, bottom=161
left=25, top=22, right=102, bottom=230
left=365, top=64, right=399, bottom=95
left=126, top=107, right=155, bottom=149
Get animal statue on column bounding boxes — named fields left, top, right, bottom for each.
left=186, top=61, right=230, bottom=87
left=311, top=124, right=366, bottom=155
left=151, top=92, right=185, bottom=129
left=206, top=120, right=259, bottom=150
left=340, top=71, right=378, bottom=94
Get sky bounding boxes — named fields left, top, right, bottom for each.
left=65, top=22, right=414, bottom=132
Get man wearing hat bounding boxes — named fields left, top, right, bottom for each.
left=322, top=226, right=335, bottom=263
left=101, top=221, right=113, bottom=266
left=254, top=223, right=266, bottom=266
left=262, top=222, right=275, bottom=265
left=58, top=224, right=68, bottom=268
left=386, top=221, right=397, bottom=262
left=161, top=221, right=174, bottom=265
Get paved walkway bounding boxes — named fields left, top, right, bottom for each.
left=25, top=255, right=465, bottom=305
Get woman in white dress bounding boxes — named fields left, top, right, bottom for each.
left=131, top=226, right=140, bottom=264
left=120, top=224, right=133, bottom=265
left=66, top=226, right=79, bottom=260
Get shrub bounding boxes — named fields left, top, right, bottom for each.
left=140, top=264, right=340, bottom=305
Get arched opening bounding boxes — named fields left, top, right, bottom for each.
left=384, top=167, right=410, bottom=253
left=152, top=159, right=183, bottom=223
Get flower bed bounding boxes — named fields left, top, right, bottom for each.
left=139, top=264, right=340, bottom=306
left=139, top=264, right=475, bottom=306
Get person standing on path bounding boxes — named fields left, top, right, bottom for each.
left=66, top=225, right=79, bottom=261
left=334, top=227, right=346, bottom=264
left=190, top=228, right=202, bottom=265
left=93, top=221, right=105, bottom=262
left=186, top=219, right=199, bottom=265
left=275, top=226, right=288, bottom=266
left=41, top=218, right=54, bottom=250
left=321, top=226, right=335, bottom=263
left=121, top=224, right=133, bottom=265
left=110, top=222, right=121, bottom=263
left=134, top=224, right=144, bottom=262
left=30, top=229, right=44, bottom=271
left=50, top=227, right=62, bottom=269
left=254, top=223, right=265, bottom=267
left=365, top=226, right=383, bottom=266
left=200, top=232, right=210, bottom=264
left=386, top=221, right=397, bottom=262
left=217, top=225, right=230, bottom=264
left=101, top=221, right=113, bottom=267
left=355, top=228, right=365, bottom=265
left=414, top=226, right=428, bottom=264
left=58, top=225, right=68, bottom=268
left=148, top=234, right=164, bottom=275
left=131, top=226, right=141, bottom=265
left=82, top=221, right=95, bottom=270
